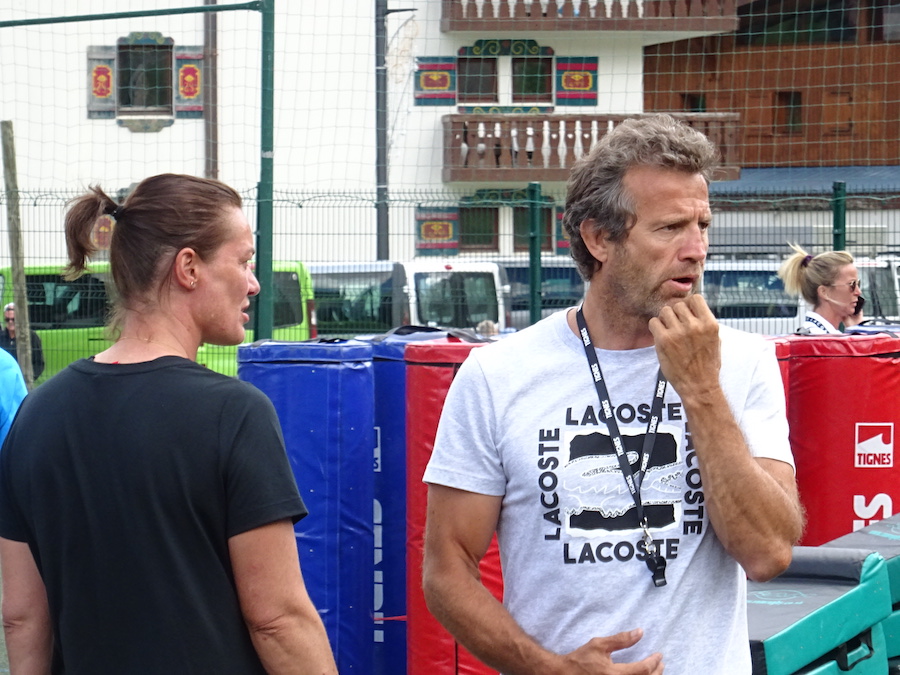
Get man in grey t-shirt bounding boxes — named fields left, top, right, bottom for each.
left=422, top=114, right=804, bottom=675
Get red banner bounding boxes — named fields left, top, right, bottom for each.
left=179, top=64, right=201, bottom=99
left=92, top=65, right=112, bottom=99
left=561, top=71, right=593, bottom=91
left=421, top=220, right=454, bottom=241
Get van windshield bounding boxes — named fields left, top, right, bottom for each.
left=415, top=271, right=497, bottom=329
left=504, top=265, right=584, bottom=311
left=312, top=269, right=394, bottom=336
left=703, top=270, right=797, bottom=319
left=244, top=271, right=308, bottom=329
left=860, top=267, right=899, bottom=318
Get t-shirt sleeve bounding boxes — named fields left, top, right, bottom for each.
left=738, top=339, right=796, bottom=471
left=0, top=365, right=29, bottom=542
left=422, top=352, right=507, bottom=496
left=0, top=427, right=27, bottom=542
left=0, top=361, right=26, bottom=446
left=221, top=386, right=308, bottom=538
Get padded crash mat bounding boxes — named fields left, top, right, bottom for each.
left=823, top=513, right=900, bottom=658
left=747, top=546, right=891, bottom=675
left=793, top=623, right=886, bottom=674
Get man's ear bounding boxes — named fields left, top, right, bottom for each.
left=580, top=218, right=611, bottom=264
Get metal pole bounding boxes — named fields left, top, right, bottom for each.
left=1, top=121, right=35, bottom=389
left=374, top=3, right=415, bottom=261
left=375, top=0, right=389, bottom=261
left=0, top=2, right=261, bottom=28
left=527, top=182, right=543, bottom=326
left=832, top=181, right=846, bottom=251
left=254, top=0, right=275, bottom=339
left=203, top=0, right=219, bottom=180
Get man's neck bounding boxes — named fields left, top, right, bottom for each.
left=567, top=293, right=655, bottom=351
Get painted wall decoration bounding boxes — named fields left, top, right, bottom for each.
left=457, top=106, right=553, bottom=114
left=174, top=50, right=204, bottom=118
left=416, top=42, right=596, bottom=110
left=87, top=45, right=116, bottom=119
left=414, top=57, right=456, bottom=106
left=86, top=34, right=204, bottom=128
left=415, top=207, right=459, bottom=255
left=458, top=39, right=553, bottom=58
left=555, top=57, right=598, bottom=106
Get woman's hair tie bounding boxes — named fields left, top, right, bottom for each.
left=801, top=254, right=813, bottom=268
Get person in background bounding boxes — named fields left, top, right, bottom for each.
left=475, top=318, right=499, bottom=337
left=0, top=349, right=27, bottom=443
left=778, top=244, right=864, bottom=334
left=422, top=114, right=804, bottom=675
left=0, top=173, right=338, bottom=675
left=0, top=303, right=45, bottom=381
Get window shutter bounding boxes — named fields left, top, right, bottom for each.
left=87, top=45, right=116, bottom=119
left=555, top=57, right=598, bottom=107
left=744, top=92, right=774, bottom=137
left=174, top=47, right=204, bottom=118
left=555, top=206, right=570, bottom=255
left=823, top=90, right=852, bottom=135
left=415, top=57, right=457, bottom=106
left=416, top=206, right=459, bottom=255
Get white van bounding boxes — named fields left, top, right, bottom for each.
left=702, top=259, right=803, bottom=336
left=702, top=257, right=900, bottom=336
left=308, top=260, right=510, bottom=337
left=492, top=255, right=586, bottom=329
left=856, top=256, right=900, bottom=322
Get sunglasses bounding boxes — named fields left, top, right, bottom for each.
left=830, top=279, right=861, bottom=292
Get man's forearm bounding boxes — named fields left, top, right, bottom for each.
left=424, top=568, right=567, bottom=675
left=681, top=387, right=803, bottom=580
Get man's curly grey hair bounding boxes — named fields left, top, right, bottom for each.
left=562, top=114, right=719, bottom=281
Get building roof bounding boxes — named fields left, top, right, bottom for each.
left=710, top=166, right=900, bottom=195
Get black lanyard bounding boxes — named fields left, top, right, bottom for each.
left=575, top=308, right=668, bottom=587
left=805, top=315, right=831, bottom=333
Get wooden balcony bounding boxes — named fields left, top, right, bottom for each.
left=442, top=112, right=742, bottom=183
left=442, top=0, right=738, bottom=34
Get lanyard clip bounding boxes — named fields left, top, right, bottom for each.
left=640, top=519, right=656, bottom=555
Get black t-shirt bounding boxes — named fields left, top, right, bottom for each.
left=0, top=357, right=307, bottom=674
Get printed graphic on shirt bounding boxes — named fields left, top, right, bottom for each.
left=539, top=403, right=705, bottom=565
left=560, top=425, right=682, bottom=536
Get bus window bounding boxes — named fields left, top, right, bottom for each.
left=25, top=274, right=110, bottom=329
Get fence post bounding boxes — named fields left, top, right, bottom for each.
left=1, top=121, right=35, bottom=390
left=832, top=181, right=846, bottom=251
left=527, top=182, right=543, bottom=326
left=255, top=0, right=275, bottom=340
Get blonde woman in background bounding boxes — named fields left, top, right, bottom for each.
left=778, top=243, right=864, bottom=334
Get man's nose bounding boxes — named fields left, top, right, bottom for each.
left=680, top=223, right=708, bottom=262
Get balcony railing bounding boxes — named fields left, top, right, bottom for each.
left=442, top=112, right=741, bottom=183
left=442, top=0, right=738, bottom=33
